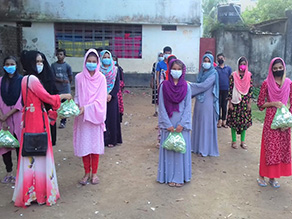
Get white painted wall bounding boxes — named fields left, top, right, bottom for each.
left=65, top=25, right=200, bottom=74
left=22, top=23, right=56, bottom=62
left=4, top=22, right=200, bottom=74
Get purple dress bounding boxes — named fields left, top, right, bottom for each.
left=157, top=84, right=192, bottom=184
left=190, top=74, right=219, bottom=157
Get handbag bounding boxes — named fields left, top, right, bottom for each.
left=22, top=75, right=48, bottom=157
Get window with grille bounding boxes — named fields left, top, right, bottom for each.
left=55, top=23, right=142, bottom=58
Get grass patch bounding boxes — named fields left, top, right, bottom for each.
left=251, top=102, right=265, bottom=123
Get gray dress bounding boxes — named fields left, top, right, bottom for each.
left=157, top=84, right=192, bottom=184
left=190, top=74, right=219, bottom=157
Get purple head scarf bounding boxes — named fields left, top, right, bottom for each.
left=162, top=59, right=188, bottom=118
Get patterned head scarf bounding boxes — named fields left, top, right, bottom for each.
left=100, top=50, right=117, bottom=94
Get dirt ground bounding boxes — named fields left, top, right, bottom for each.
left=1, top=88, right=292, bottom=219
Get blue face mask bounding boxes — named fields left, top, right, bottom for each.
left=86, top=62, right=97, bottom=71
left=102, top=58, right=111, bottom=66
left=36, top=64, right=44, bottom=74
left=3, top=66, right=16, bottom=74
left=114, top=61, right=117, bottom=65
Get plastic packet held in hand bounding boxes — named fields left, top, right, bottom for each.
left=162, top=132, right=186, bottom=154
left=57, top=99, right=80, bottom=118
left=271, top=105, right=292, bottom=129
left=0, top=130, right=20, bottom=148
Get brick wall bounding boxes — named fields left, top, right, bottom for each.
left=0, top=25, right=22, bottom=75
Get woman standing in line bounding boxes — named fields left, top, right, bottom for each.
left=13, top=52, right=71, bottom=207
left=157, top=59, right=192, bottom=187
left=113, top=55, right=125, bottom=123
left=74, top=49, right=107, bottom=185
left=257, top=57, right=292, bottom=188
left=190, top=53, right=219, bottom=157
left=100, top=50, right=122, bottom=147
left=0, top=56, right=23, bottom=184
left=227, top=56, right=253, bottom=149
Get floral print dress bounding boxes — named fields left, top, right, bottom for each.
left=227, top=75, right=253, bottom=134
left=13, top=75, right=61, bottom=207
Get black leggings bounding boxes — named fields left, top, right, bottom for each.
left=2, top=133, right=19, bottom=173
left=219, top=90, right=229, bottom=120
left=2, top=148, right=19, bottom=173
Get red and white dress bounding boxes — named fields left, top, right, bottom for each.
left=257, top=81, right=292, bottom=178
left=13, top=75, right=61, bottom=207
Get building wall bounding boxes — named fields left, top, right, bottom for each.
left=213, top=29, right=286, bottom=86
left=0, top=0, right=201, bottom=26
left=0, top=25, right=21, bottom=75
left=19, top=23, right=201, bottom=74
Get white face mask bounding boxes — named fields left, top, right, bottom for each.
left=170, top=69, right=182, bottom=79
left=36, top=64, right=44, bottom=74
left=164, top=54, right=170, bottom=60
left=158, top=57, right=164, bottom=62
left=202, top=62, right=211, bottom=70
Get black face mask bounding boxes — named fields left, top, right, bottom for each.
left=273, top=70, right=284, bottom=77
left=218, top=59, right=224, bottom=65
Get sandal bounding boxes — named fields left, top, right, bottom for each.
left=257, top=178, right=267, bottom=187
left=168, top=182, right=176, bottom=187
left=175, top=183, right=184, bottom=187
left=240, top=143, right=248, bottom=149
left=107, top=144, right=114, bottom=148
left=222, top=124, right=228, bottom=128
left=217, top=120, right=222, bottom=128
left=231, top=142, right=238, bottom=149
left=79, top=175, right=90, bottom=185
left=1, top=175, right=14, bottom=184
left=91, top=176, right=100, bottom=185
left=269, top=179, right=280, bottom=188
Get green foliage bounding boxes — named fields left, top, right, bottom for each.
left=242, top=0, right=292, bottom=25
left=251, top=102, right=265, bottom=123
left=253, top=87, right=261, bottom=100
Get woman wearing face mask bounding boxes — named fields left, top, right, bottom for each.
left=100, top=50, right=122, bottom=148
left=21, top=50, right=59, bottom=146
left=190, top=54, right=219, bottom=157
left=157, top=59, right=192, bottom=187
left=0, top=56, right=23, bottom=184
left=227, top=57, right=253, bottom=149
left=13, top=52, right=72, bottom=207
left=74, top=49, right=107, bottom=185
left=256, top=57, right=292, bottom=188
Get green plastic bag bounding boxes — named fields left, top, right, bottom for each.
left=162, top=132, right=186, bottom=154
left=0, top=130, right=19, bottom=148
left=271, top=105, right=292, bottom=129
left=57, top=99, right=80, bottom=118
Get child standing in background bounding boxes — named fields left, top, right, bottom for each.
left=51, top=49, right=73, bottom=129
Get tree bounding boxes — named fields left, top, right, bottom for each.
left=242, top=0, right=292, bottom=24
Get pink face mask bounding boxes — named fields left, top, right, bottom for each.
left=239, top=65, right=246, bottom=72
